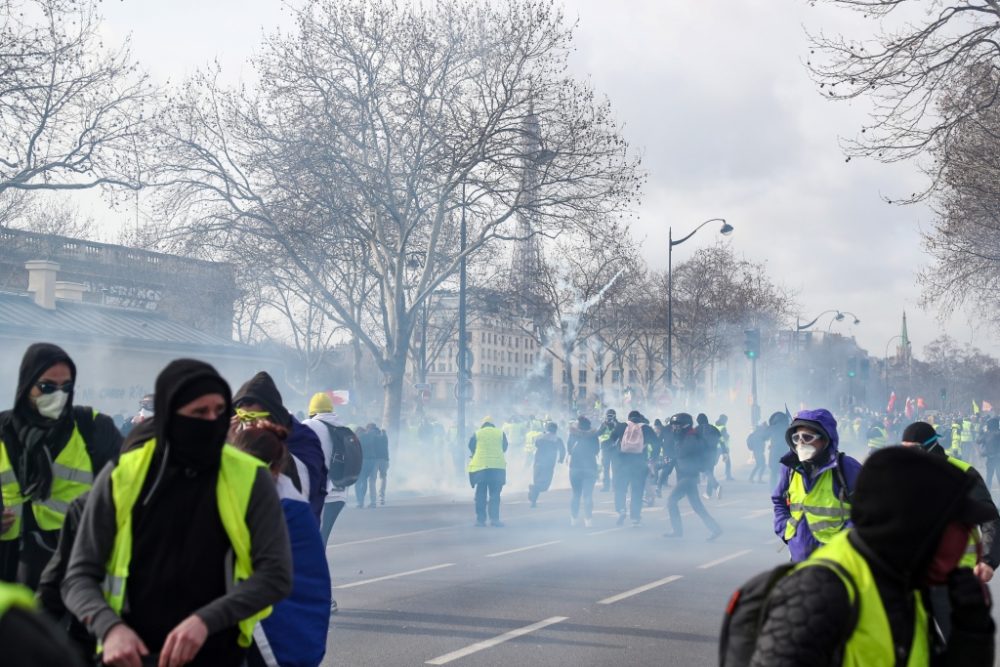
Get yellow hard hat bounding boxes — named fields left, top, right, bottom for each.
left=309, top=392, right=334, bottom=416
left=482, top=415, right=493, bottom=424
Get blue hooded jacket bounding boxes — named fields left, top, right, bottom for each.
left=771, top=408, right=862, bottom=562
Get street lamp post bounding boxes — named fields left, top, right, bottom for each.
left=667, top=218, right=733, bottom=390
left=884, top=335, right=903, bottom=413
left=457, top=184, right=469, bottom=455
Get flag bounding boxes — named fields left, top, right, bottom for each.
left=984, top=400, right=994, bottom=412
left=330, top=390, right=350, bottom=406
left=973, top=400, right=981, bottom=415
left=904, top=398, right=914, bottom=419
left=887, top=392, right=897, bottom=414
left=916, top=397, right=926, bottom=410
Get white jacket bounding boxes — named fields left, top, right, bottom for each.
left=303, top=412, right=349, bottom=503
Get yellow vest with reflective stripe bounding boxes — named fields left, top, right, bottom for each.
left=468, top=427, right=506, bottom=472
left=867, top=427, right=886, bottom=450
left=961, top=420, right=974, bottom=444
left=0, top=413, right=95, bottom=540
left=0, top=581, right=36, bottom=616
left=798, top=531, right=930, bottom=667
left=784, top=466, right=850, bottom=545
left=104, top=439, right=270, bottom=648
left=946, top=456, right=981, bottom=568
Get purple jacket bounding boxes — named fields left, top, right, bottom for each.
left=771, top=409, right=862, bottom=562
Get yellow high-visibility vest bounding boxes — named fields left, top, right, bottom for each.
left=784, top=467, right=850, bottom=545
left=468, top=427, right=506, bottom=472
left=103, top=439, right=270, bottom=648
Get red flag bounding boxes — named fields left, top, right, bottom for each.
left=887, top=392, right=897, bottom=414
left=984, top=400, right=994, bottom=413
left=916, top=397, right=926, bottom=410
left=904, top=398, right=914, bottom=419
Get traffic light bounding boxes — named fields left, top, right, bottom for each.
left=846, top=357, right=857, bottom=378
left=743, top=329, right=760, bottom=360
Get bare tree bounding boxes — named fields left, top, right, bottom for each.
left=0, top=0, right=153, bottom=195
left=152, top=0, right=642, bottom=436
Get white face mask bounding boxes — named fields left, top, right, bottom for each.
left=795, top=444, right=818, bottom=461
left=35, top=390, right=69, bottom=420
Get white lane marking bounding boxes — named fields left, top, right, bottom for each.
left=327, top=525, right=458, bottom=550
left=587, top=527, right=627, bottom=536
left=426, top=616, right=569, bottom=665
left=716, top=500, right=742, bottom=507
left=598, top=575, right=683, bottom=605
left=697, top=549, right=753, bottom=570
left=740, top=509, right=771, bottom=519
left=335, top=563, right=455, bottom=589
left=486, top=540, right=563, bottom=558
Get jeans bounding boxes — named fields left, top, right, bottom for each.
left=985, top=457, right=999, bottom=491
left=369, top=459, right=389, bottom=503
left=570, top=468, right=597, bottom=519
left=600, top=445, right=614, bottom=489
left=472, top=468, right=505, bottom=523
left=613, top=453, right=648, bottom=521
left=749, top=450, right=767, bottom=482
left=321, top=500, right=346, bottom=546
left=667, top=476, right=721, bottom=536
left=355, top=459, right=375, bottom=506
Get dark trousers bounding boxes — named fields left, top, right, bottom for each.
left=667, top=476, right=721, bottom=536
left=750, top=450, right=767, bottom=482
left=570, top=468, right=597, bottom=519
left=321, top=500, right=346, bottom=546
left=723, top=451, right=734, bottom=480
left=355, top=459, right=376, bottom=506
left=986, top=457, right=999, bottom=491
left=600, top=445, right=613, bottom=489
left=473, top=469, right=505, bottom=523
left=613, top=454, right=648, bottom=520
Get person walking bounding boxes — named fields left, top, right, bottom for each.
left=664, top=413, right=722, bottom=541
left=716, top=414, right=734, bottom=481
left=369, top=425, right=389, bottom=506
left=597, top=409, right=618, bottom=492
left=0, top=343, right=122, bottom=589
left=355, top=424, right=377, bottom=509
left=697, top=413, right=723, bottom=500
left=746, top=421, right=769, bottom=483
left=749, top=447, right=998, bottom=667
left=468, top=417, right=508, bottom=527
left=61, top=359, right=292, bottom=667
left=528, top=422, right=565, bottom=508
left=771, top=409, right=862, bottom=562
left=976, top=417, right=1000, bottom=492
left=567, top=416, right=600, bottom=527
left=610, top=410, right=657, bottom=526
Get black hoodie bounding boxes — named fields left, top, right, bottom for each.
left=0, top=343, right=121, bottom=587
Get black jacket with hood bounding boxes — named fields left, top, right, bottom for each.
left=0, top=343, right=121, bottom=587
left=750, top=447, right=997, bottom=667
left=61, top=360, right=292, bottom=667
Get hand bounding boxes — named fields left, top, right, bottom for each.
left=974, top=562, right=995, bottom=583
left=158, top=615, right=208, bottom=667
left=102, top=623, right=149, bottom=667
left=1, top=508, right=15, bottom=535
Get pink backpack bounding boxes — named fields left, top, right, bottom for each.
left=620, top=422, right=645, bottom=454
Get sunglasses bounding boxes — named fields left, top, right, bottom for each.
left=35, top=381, right=73, bottom=395
left=790, top=431, right=823, bottom=446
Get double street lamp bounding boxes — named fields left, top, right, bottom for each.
left=796, top=309, right=860, bottom=332
left=666, top=218, right=733, bottom=389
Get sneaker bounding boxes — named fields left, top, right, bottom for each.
left=707, top=529, right=723, bottom=542
left=583, top=518, right=592, bottom=528
left=475, top=520, right=487, bottom=527
left=490, top=520, right=505, bottom=528
left=616, top=512, right=626, bottom=526
left=702, top=493, right=711, bottom=500
left=570, top=516, right=578, bottom=527
left=715, top=486, right=723, bottom=500
left=631, top=518, right=641, bottom=527
left=330, top=599, right=339, bottom=615
left=379, top=497, right=385, bottom=506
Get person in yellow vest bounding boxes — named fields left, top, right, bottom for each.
left=901, top=421, right=1000, bottom=583
left=865, top=419, right=887, bottom=454
left=62, top=359, right=292, bottom=667
left=468, top=417, right=508, bottom=527
left=0, top=579, right=85, bottom=666
left=0, top=343, right=122, bottom=589
left=961, top=417, right=976, bottom=461
left=750, top=447, right=998, bottom=666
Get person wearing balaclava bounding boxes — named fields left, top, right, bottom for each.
left=61, top=359, right=292, bottom=667
left=233, top=372, right=328, bottom=524
left=0, top=343, right=122, bottom=589
left=750, top=447, right=998, bottom=667
left=771, top=409, right=862, bottom=563
left=901, top=421, right=1000, bottom=585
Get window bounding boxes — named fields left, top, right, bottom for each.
left=578, top=386, right=587, bottom=399
left=516, top=338, right=520, bottom=348
left=562, top=369, right=570, bottom=383
left=578, top=369, right=587, bottom=384
left=515, top=352, right=520, bottom=363
left=481, top=332, right=485, bottom=343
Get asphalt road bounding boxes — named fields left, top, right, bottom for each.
left=320, top=475, right=791, bottom=667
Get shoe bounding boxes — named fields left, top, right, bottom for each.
left=616, top=513, right=626, bottom=526
left=379, top=498, right=385, bottom=505
left=570, top=516, right=578, bottom=527
left=475, top=520, right=487, bottom=527
left=707, top=529, right=723, bottom=542
left=530, top=501, right=537, bottom=508
left=490, top=521, right=505, bottom=528
left=631, top=518, right=641, bottom=527
left=716, top=486, right=723, bottom=500
left=702, top=493, right=711, bottom=500
left=583, top=518, right=592, bottom=528
left=330, top=599, right=339, bottom=615
left=356, top=504, right=363, bottom=509
left=663, top=532, right=682, bottom=538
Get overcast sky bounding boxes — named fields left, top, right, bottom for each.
left=92, top=0, right=994, bottom=358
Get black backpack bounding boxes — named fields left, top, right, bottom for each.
left=323, top=423, right=363, bottom=488
left=719, top=559, right=858, bottom=666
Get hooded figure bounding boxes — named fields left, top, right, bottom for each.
left=751, top=447, right=998, bottom=667
left=0, top=343, right=121, bottom=588
left=234, top=372, right=327, bottom=523
left=771, top=408, right=863, bottom=563
left=62, top=359, right=292, bottom=667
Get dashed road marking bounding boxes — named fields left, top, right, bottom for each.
left=486, top=540, right=563, bottom=558
left=328, top=525, right=459, bottom=550
left=425, top=616, right=569, bottom=665
left=587, top=527, right=627, bottom=536
left=598, top=575, right=683, bottom=605
left=335, top=563, right=455, bottom=589
left=740, top=509, right=772, bottom=519
left=697, top=549, right=753, bottom=570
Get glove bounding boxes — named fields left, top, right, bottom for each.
left=948, top=567, right=993, bottom=633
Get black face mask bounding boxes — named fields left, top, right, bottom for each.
left=166, top=413, right=230, bottom=471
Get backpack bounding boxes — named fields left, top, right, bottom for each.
left=620, top=422, right=645, bottom=454
left=719, top=559, right=858, bottom=666
left=322, top=423, right=363, bottom=487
